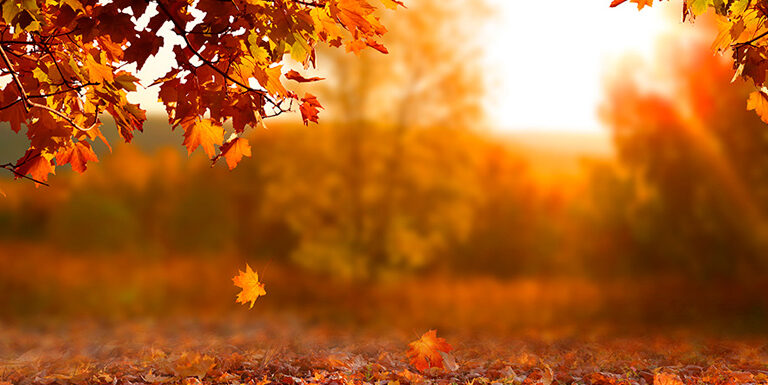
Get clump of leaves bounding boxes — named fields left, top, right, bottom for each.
left=232, top=264, right=266, bottom=309
left=0, top=0, right=402, bottom=185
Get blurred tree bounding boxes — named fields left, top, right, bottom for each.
left=598, top=38, right=768, bottom=279
left=257, top=0, right=491, bottom=280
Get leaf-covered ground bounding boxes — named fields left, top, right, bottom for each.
left=3, top=318, right=768, bottom=385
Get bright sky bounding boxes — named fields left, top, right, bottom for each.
left=483, top=0, right=689, bottom=133
left=130, top=1, right=700, bottom=135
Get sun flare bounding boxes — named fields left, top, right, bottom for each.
left=483, top=0, right=694, bottom=133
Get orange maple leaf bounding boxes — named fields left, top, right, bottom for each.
left=747, top=91, right=768, bottom=124
left=56, top=141, right=99, bottom=173
left=232, top=264, right=266, bottom=309
left=219, top=137, right=252, bottom=170
left=182, top=119, right=224, bottom=158
left=406, top=330, right=453, bottom=372
left=15, top=150, right=55, bottom=186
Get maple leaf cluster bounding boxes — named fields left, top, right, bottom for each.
left=610, top=0, right=768, bottom=123
left=0, top=0, right=401, bottom=185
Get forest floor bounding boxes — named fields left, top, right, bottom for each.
left=2, top=317, right=768, bottom=385
left=3, top=244, right=768, bottom=385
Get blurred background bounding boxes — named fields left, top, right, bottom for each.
left=1, top=0, right=767, bottom=338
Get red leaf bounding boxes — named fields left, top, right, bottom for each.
left=366, top=40, right=389, bottom=54
left=56, top=141, right=99, bottom=173
left=299, top=93, right=323, bottom=125
left=14, top=150, right=55, bottom=186
left=285, top=70, right=325, bottom=83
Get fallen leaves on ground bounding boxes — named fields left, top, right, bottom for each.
left=4, top=321, right=768, bottom=385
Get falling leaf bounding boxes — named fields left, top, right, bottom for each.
left=406, top=330, right=453, bottom=372
left=232, top=263, right=266, bottom=308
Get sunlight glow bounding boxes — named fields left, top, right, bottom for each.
left=483, top=1, right=692, bottom=133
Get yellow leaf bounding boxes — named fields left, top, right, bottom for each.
left=85, top=56, right=114, bottom=84
left=747, top=90, right=768, bottom=124
left=232, top=263, right=266, bottom=309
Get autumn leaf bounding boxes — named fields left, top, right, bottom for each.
left=232, top=263, right=266, bottom=309
left=380, top=0, right=405, bottom=10
left=687, top=0, right=709, bottom=16
left=300, top=93, right=323, bottom=125
left=143, top=371, right=172, bottom=384
left=0, top=0, right=397, bottom=184
left=56, top=141, right=99, bottom=173
left=632, top=0, right=653, bottom=10
left=14, top=150, right=54, bottom=186
left=85, top=56, right=114, bottom=84
left=285, top=70, right=325, bottom=83
left=747, top=91, right=768, bottom=124
left=654, top=373, right=684, bottom=385
left=170, top=352, right=216, bottom=379
left=182, top=119, right=224, bottom=158
left=366, top=40, right=389, bottom=54
left=406, top=330, right=454, bottom=372
left=218, top=137, right=252, bottom=170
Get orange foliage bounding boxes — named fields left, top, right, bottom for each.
left=0, top=0, right=401, bottom=184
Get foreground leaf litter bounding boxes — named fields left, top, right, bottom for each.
left=3, top=319, right=768, bottom=385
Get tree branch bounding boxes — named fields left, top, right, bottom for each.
left=0, top=153, right=50, bottom=187
left=0, top=43, right=96, bottom=131
left=734, top=30, right=768, bottom=48
left=153, top=0, right=282, bottom=110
